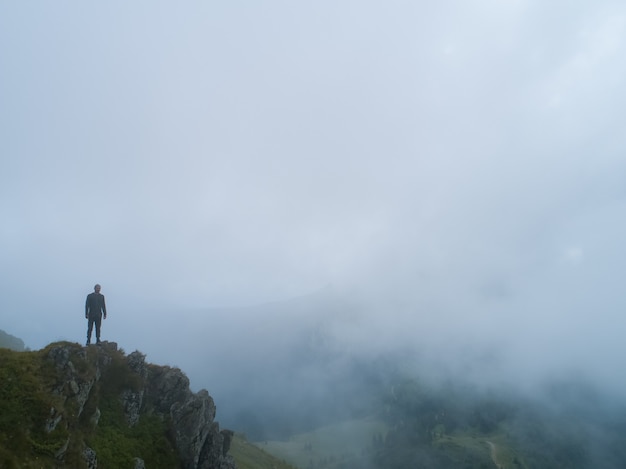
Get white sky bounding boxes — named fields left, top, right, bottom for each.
left=1, top=1, right=626, bottom=391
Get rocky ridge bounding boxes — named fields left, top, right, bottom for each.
left=11, top=341, right=235, bottom=469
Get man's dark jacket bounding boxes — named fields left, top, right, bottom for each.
left=85, top=292, right=106, bottom=318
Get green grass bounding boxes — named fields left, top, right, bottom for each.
left=0, top=342, right=180, bottom=469
left=254, top=417, right=388, bottom=469
left=253, top=415, right=531, bottom=469
left=85, top=389, right=179, bottom=469
left=83, top=346, right=180, bottom=468
left=231, top=433, right=298, bottom=469
left=0, top=347, right=71, bottom=468
left=433, top=430, right=528, bottom=469
left=88, top=413, right=178, bottom=468
left=0, top=340, right=533, bottom=469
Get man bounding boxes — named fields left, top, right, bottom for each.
left=85, top=284, right=107, bottom=345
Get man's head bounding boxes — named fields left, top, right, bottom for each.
left=94, top=284, right=101, bottom=293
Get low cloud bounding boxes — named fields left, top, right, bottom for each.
left=1, top=1, right=626, bottom=410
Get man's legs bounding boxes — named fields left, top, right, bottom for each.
left=87, top=317, right=95, bottom=345
left=94, top=315, right=102, bottom=343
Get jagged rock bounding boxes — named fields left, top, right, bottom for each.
left=17, top=342, right=236, bottom=468
left=95, top=344, right=113, bottom=370
left=127, top=350, right=148, bottom=379
left=69, top=379, right=80, bottom=394
left=82, top=446, right=97, bottom=469
left=146, top=366, right=236, bottom=469
left=89, top=407, right=101, bottom=428
left=45, top=407, right=63, bottom=433
left=221, top=429, right=234, bottom=456
left=148, top=365, right=192, bottom=413
left=121, top=388, right=144, bottom=427
left=170, top=389, right=217, bottom=468
left=46, top=344, right=95, bottom=418
left=119, top=350, right=148, bottom=426
left=98, top=340, right=118, bottom=352
left=170, top=391, right=237, bottom=469
left=75, top=380, right=95, bottom=417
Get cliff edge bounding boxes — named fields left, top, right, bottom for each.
left=0, top=341, right=235, bottom=469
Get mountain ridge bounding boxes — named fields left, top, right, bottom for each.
left=0, top=340, right=236, bottom=469
left=0, top=328, right=26, bottom=351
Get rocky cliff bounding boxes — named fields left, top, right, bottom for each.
left=0, top=341, right=235, bottom=469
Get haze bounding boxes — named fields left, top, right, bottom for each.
left=2, top=1, right=626, bottom=405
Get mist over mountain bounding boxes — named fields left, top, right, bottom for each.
left=6, top=274, right=625, bottom=467
left=129, top=286, right=626, bottom=468
left=3, top=2, right=626, bottom=466
left=4, top=317, right=626, bottom=468
left=106, top=285, right=626, bottom=466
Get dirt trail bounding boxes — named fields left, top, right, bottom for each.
left=486, top=441, right=505, bottom=468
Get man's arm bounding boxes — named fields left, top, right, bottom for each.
left=102, top=296, right=107, bottom=319
left=85, top=294, right=90, bottom=318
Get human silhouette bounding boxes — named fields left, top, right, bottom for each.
left=85, top=284, right=107, bottom=345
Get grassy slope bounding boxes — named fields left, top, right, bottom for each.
left=434, top=431, right=528, bottom=469
left=0, top=344, right=294, bottom=469
left=231, top=433, right=297, bottom=469
left=0, top=347, right=72, bottom=468
left=254, top=417, right=388, bottom=469
left=254, top=416, right=531, bottom=469
left=0, top=343, right=180, bottom=468
left=0, top=341, right=532, bottom=469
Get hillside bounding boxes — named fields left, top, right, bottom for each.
left=252, top=376, right=626, bottom=469
left=5, top=326, right=626, bottom=468
left=114, top=293, right=626, bottom=469
left=230, top=434, right=296, bottom=469
left=0, top=328, right=26, bottom=351
left=0, top=341, right=236, bottom=468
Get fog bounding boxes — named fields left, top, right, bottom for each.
left=2, top=0, right=626, bottom=429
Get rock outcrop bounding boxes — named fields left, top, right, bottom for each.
left=39, top=341, right=236, bottom=469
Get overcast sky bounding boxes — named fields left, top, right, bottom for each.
left=2, top=1, right=626, bottom=392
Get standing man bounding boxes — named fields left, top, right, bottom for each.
left=85, top=284, right=107, bottom=345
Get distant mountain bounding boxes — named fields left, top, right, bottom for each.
left=254, top=375, right=626, bottom=469
left=368, top=377, right=626, bottom=469
left=115, top=290, right=626, bottom=468
left=0, top=328, right=26, bottom=351
left=0, top=341, right=236, bottom=468
left=157, top=288, right=626, bottom=468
